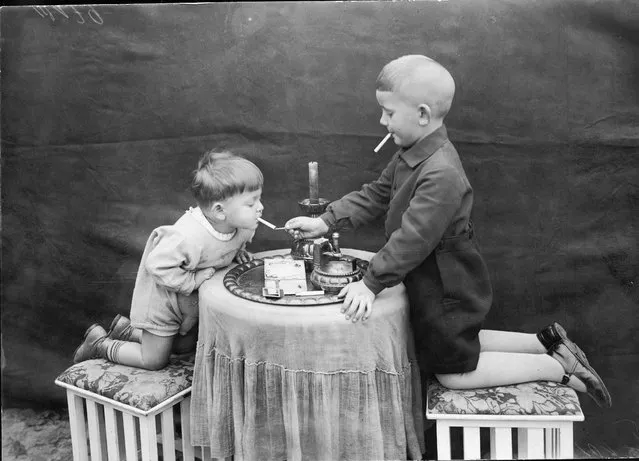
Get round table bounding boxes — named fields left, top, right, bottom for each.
left=191, top=249, right=424, bottom=461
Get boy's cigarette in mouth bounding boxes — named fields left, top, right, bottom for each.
left=258, top=217, right=286, bottom=230
left=374, top=133, right=392, bottom=153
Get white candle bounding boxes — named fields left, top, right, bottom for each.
left=308, top=161, right=319, bottom=204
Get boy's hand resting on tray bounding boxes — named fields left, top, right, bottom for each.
left=339, top=280, right=375, bottom=322
left=284, top=217, right=329, bottom=240
left=234, top=249, right=253, bottom=264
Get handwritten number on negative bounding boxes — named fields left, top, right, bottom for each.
left=32, top=6, right=103, bottom=25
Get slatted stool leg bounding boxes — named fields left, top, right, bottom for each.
left=436, top=421, right=452, bottom=460
left=545, top=427, right=557, bottom=459
left=139, top=413, right=159, bottom=461
left=160, top=405, right=177, bottom=461
left=66, top=391, right=90, bottom=461
left=103, top=405, right=121, bottom=460
left=517, top=427, right=545, bottom=460
left=490, top=426, right=513, bottom=460
left=122, top=412, right=139, bottom=461
left=85, top=399, right=107, bottom=461
left=463, top=426, right=481, bottom=459
left=557, top=422, right=574, bottom=459
left=180, top=396, right=196, bottom=461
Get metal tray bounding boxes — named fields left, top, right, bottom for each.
left=223, top=254, right=369, bottom=306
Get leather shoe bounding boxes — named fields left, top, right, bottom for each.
left=107, top=314, right=136, bottom=341
left=550, top=342, right=612, bottom=408
left=73, top=324, right=109, bottom=363
left=538, top=322, right=589, bottom=364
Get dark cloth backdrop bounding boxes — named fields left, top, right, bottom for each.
left=2, top=1, right=638, bottom=455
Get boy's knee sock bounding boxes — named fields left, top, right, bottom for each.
left=114, top=326, right=141, bottom=343
left=105, top=339, right=129, bottom=363
left=107, top=315, right=142, bottom=343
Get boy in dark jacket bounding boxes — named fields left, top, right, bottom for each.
left=286, top=55, right=610, bottom=407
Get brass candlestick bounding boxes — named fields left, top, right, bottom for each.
left=290, top=197, right=331, bottom=270
left=291, top=162, right=331, bottom=269
left=297, top=197, right=331, bottom=218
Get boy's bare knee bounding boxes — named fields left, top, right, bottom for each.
left=140, top=330, right=174, bottom=370
left=142, top=355, right=169, bottom=371
left=436, top=372, right=465, bottom=389
left=140, top=349, right=170, bottom=370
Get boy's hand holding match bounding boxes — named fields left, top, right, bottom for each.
left=284, top=216, right=329, bottom=240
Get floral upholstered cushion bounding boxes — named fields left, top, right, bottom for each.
left=56, top=356, right=194, bottom=412
left=427, top=380, right=583, bottom=417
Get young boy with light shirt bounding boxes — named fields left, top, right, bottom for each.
left=73, top=151, right=264, bottom=370
left=286, top=55, right=610, bottom=407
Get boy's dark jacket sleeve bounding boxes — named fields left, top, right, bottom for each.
left=321, top=157, right=464, bottom=294
left=321, top=155, right=396, bottom=230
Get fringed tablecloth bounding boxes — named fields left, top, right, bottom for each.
left=191, top=249, right=425, bottom=461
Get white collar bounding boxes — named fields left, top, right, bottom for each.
left=187, top=207, right=237, bottom=242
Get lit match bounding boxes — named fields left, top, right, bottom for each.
left=373, top=133, right=392, bottom=153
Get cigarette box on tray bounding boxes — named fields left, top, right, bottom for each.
left=263, top=258, right=308, bottom=295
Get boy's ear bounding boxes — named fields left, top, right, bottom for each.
left=210, top=202, right=226, bottom=221
left=417, top=104, right=432, bottom=126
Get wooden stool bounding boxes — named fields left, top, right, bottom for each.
left=426, top=380, right=584, bottom=460
left=55, top=357, right=197, bottom=461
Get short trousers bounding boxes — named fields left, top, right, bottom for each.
left=405, top=229, right=492, bottom=375
left=130, top=288, right=198, bottom=337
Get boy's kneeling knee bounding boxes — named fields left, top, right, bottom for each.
left=143, top=355, right=170, bottom=371
left=436, top=372, right=465, bottom=389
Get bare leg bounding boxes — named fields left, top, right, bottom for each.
left=110, top=331, right=175, bottom=370
left=436, top=351, right=587, bottom=393
left=479, top=330, right=547, bottom=354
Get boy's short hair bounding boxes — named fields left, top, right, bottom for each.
left=191, top=150, right=263, bottom=208
left=376, top=55, right=454, bottom=119
left=376, top=55, right=428, bottom=93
